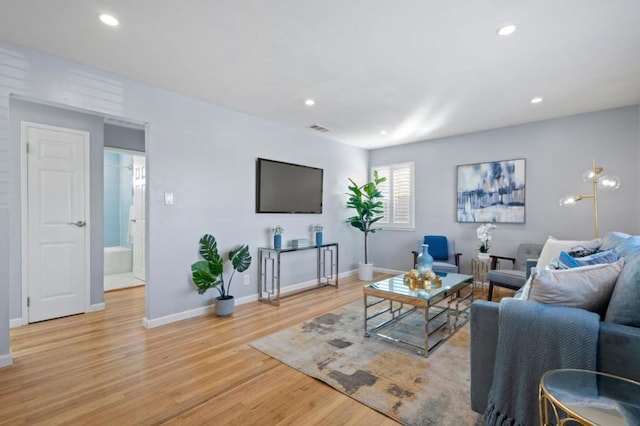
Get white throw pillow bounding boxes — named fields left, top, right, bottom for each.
left=536, top=236, right=600, bottom=269
left=527, top=259, right=624, bottom=315
left=515, top=275, right=533, bottom=300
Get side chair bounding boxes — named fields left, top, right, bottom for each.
left=411, top=235, right=462, bottom=274
left=486, top=243, right=543, bottom=301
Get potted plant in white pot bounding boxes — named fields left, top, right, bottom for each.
left=476, top=223, right=496, bottom=260
left=346, top=171, right=387, bottom=280
left=190, top=234, right=251, bottom=317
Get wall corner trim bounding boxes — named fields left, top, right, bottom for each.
left=0, top=352, right=14, bottom=368
left=9, top=318, right=23, bottom=328
left=88, top=303, right=106, bottom=312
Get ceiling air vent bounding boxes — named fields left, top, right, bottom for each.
left=308, top=124, right=330, bottom=133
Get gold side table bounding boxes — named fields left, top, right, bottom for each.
left=539, top=369, right=640, bottom=426
left=471, top=258, right=490, bottom=291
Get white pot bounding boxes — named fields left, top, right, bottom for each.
left=215, top=296, right=235, bottom=317
left=477, top=252, right=490, bottom=261
left=358, top=262, right=374, bottom=281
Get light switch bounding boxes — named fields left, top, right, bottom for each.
left=164, top=192, right=174, bottom=205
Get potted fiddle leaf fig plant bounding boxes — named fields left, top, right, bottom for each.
left=346, top=171, right=387, bottom=280
left=190, top=234, right=251, bottom=317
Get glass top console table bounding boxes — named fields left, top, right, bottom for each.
left=258, top=243, right=338, bottom=306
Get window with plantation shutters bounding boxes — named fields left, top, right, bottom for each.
left=372, top=162, right=415, bottom=229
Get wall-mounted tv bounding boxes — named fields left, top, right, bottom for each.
left=256, top=158, right=323, bottom=214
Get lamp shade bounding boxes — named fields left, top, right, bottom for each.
left=597, top=175, right=621, bottom=191
left=559, top=195, right=580, bottom=207
left=582, top=166, right=603, bottom=183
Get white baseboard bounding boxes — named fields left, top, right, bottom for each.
left=0, top=352, right=13, bottom=368
left=88, top=303, right=106, bottom=313
left=143, top=271, right=356, bottom=329
left=9, top=318, right=23, bottom=328
left=143, top=303, right=212, bottom=328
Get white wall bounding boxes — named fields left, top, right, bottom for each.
left=0, top=42, right=368, bottom=362
left=369, top=106, right=640, bottom=274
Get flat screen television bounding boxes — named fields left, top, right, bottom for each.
left=256, top=158, right=323, bottom=213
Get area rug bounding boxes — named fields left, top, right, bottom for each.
left=250, top=300, right=483, bottom=425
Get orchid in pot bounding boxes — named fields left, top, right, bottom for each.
left=476, top=223, right=497, bottom=260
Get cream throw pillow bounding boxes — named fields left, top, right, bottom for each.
left=527, top=259, right=624, bottom=315
left=536, top=236, right=600, bottom=269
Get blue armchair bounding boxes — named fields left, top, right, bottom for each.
left=411, top=235, right=461, bottom=274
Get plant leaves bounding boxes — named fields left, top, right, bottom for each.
left=229, top=244, right=252, bottom=272
left=191, top=260, right=222, bottom=294
left=199, top=234, right=218, bottom=261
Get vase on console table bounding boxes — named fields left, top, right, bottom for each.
left=417, top=244, right=434, bottom=278
left=315, top=231, right=323, bottom=246
left=274, top=234, right=282, bottom=250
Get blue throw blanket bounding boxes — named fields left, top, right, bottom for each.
left=484, top=298, right=599, bottom=426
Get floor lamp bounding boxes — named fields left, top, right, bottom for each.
left=559, top=159, right=621, bottom=238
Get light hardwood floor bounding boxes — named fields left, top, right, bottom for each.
left=1, top=273, right=511, bottom=425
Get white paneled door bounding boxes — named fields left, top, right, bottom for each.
left=24, top=122, right=90, bottom=323
left=132, top=155, right=146, bottom=280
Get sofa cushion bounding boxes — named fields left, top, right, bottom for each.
left=486, top=269, right=526, bottom=289
left=536, top=236, right=600, bottom=269
left=527, top=260, right=624, bottom=316
left=605, top=237, right=640, bottom=326
left=432, top=260, right=459, bottom=274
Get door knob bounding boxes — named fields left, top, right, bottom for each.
left=69, top=221, right=86, bottom=227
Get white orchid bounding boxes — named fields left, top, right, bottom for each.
left=476, top=223, right=497, bottom=253
left=314, top=224, right=323, bottom=232
left=272, top=225, right=284, bottom=235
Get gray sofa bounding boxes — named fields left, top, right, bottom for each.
left=470, top=231, right=640, bottom=414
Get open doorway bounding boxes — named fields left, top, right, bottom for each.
left=103, top=148, right=146, bottom=291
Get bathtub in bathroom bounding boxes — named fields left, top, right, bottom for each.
left=104, top=246, right=133, bottom=275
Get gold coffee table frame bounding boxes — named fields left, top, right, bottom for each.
left=363, top=273, right=473, bottom=357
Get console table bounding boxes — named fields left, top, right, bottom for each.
left=258, top=243, right=338, bottom=306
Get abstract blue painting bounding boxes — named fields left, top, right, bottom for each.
left=456, top=158, right=526, bottom=223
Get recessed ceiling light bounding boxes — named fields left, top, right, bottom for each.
left=99, top=14, right=119, bottom=27
left=380, top=130, right=387, bottom=135
left=496, top=24, right=516, bottom=36
left=530, top=97, right=543, bottom=104
left=305, top=99, right=315, bottom=106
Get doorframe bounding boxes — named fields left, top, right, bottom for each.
left=20, top=121, right=92, bottom=325
left=103, top=146, right=146, bottom=284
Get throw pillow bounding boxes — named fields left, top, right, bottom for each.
left=536, top=236, right=601, bottom=269
left=527, top=260, right=624, bottom=316
left=514, top=275, right=533, bottom=300
left=558, top=249, right=619, bottom=269
left=424, top=235, right=449, bottom=261
left=599, top=231, right=631, bottom=251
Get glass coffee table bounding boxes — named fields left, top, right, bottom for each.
left=363, top=272, right=473, bottom=357
left=539, top=369, right=640, bottom=425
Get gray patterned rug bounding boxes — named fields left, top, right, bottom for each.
left=250, top=300, right=483, bottom=425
